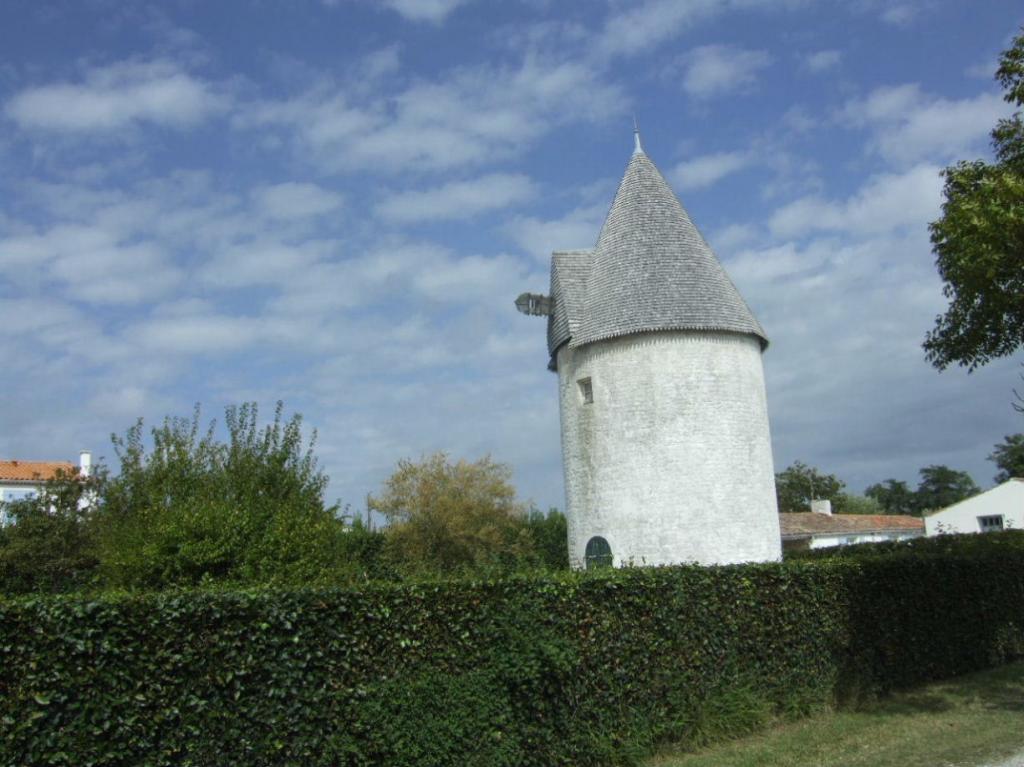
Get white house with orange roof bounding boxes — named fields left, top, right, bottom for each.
left=0, top=452, right=91, bottom=525
left=779, top=501, right=924, bottom=552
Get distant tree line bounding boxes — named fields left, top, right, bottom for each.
left=775, top=433, right=1024, bottom=516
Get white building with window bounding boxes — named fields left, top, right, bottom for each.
left=780, top=508, right=924, bottom=552
left=923, top=479, right=1024, bottom=536
left=517, top=132, right=780, bottom=568
left=0, top=452, right=91, bottom=525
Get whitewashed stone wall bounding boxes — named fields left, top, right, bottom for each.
left=557, top=330, right=781, bottom=568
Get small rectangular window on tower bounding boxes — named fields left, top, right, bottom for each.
left=578, top=377, right=593, bottom=404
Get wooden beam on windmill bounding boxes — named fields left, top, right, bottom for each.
left=514, top=292, right=552, bottom=317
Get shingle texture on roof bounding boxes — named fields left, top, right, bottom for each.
left=0, top=460, right=75, bottom=482
left=547, top=250, right=592, bottom=359
left=779, top=513, right=924, bottom=538
left=550, top=148, right=766, bottom=356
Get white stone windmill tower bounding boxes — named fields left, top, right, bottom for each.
left=517, top=131, right=781, bottom=568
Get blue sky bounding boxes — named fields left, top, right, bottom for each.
left=1, top=0, right=1022, bottom=514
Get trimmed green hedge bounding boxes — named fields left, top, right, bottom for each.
left=3, top=537, right=1024, bottom=766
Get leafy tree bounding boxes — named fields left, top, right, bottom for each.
left=836, top=494, right=883, bottom=516
left=0, top=467, right=101, bottom=593
left=94, top=402, right=351, bottom=588
left=865, top=479, right=918, bottom=516
left=914, top=465, right=979, bottom=514
left=370, top=452, right=535, bottom=574
left=774, top=461, right=846, bottom=514
left=525, top=508, right=569, bottom=570
left=924, top=28, right=1024, bottom=371
left=989, top=433, right=1024, bottom=483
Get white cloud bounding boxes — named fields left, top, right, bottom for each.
left=322, top=0, right=473, bottom=23
left=804, top=49, right=841, bottom=72
left=879, top=3, right=917, bottom=25
left=131, top=313, right=262, bottom=354
left=841, top=84, right=1010, bottom=164
left=253, top=182, right=344, bottom=220
left=965, top=56, right=999, bottom=80
left=852, top=0, right=922, bottom=25
left=87, top=385, right=151, bottom=422
left=5, top=59, right=226, bottom=133
left=598, top=0, right=722, bottom=58
left=199, top=241, right=334, bottom=288
left=781, top=105, right=817, bottom=133
left=681, top=45, right=772, bottom=98
left=670, top=151, right=751, bottom=190
left=383, top=0, right=474, bottom=23
left=239, top=54, right=623, bottom=174
left=843, top=84, right=921, bottom=124
left=595, top=0, right=813, bottom=61
left=0, top=298, right=97, bottom=349
left=55, top=241, right=181, bottom=304
left=710, top=222, right=759, bottom=252
left=412, top=253, right=530, bottom=302
left=728, top=240, right=825, bottom=286
left=768, top=163, right=943, bottom=239
left=261, top=240, right=541, bottom=323
left=506, top=202, right=607, bottom=261
left=723, top=220, right=1024, bottom=497
left=0, top=223, right=181, bottom=304
left=358, top=46, right=402, bottom=82
left=376, top=173, right=536, bottom=223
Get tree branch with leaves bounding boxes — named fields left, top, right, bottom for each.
left=925, top=28, right=1024, bottom=372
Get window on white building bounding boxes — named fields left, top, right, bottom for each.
left=978, top=515, right=1004, bottom=532
left=578, top=377, right=593, bottom=404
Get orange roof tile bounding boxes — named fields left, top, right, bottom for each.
left=779, top=512, right=924, bottom=538
left=0, top=460, right=76, bottom=482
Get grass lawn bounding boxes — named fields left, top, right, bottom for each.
left=646, top=662, right=1024, bottom=767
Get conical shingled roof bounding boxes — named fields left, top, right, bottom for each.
left=571, top=148, right=767, bottom=349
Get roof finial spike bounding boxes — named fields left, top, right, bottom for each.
left=632, top=115, right=643, bottom=155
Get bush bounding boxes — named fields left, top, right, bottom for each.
left=0, top=429, right=565, bottom=595
left=525, top=508, right=570, bottom=570
left=3, top=534, right=1023, bottom=766
left=0, top=403, right=395, bottom=595
left=0, top=468, right=99, bottom=593
left=92, top=402, right=356, bottom=589
left=371, top=453, right=539, bottom=575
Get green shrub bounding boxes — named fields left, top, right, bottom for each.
left=2, top=536, right=1023, bottom=766
left=0, top=402, right=387, bottom=595
left=0, top=469, right=99, bottom=593
left=371, top=453, right=540, bottom=576
left=93, top=402, right=353, bottom=589
left=525, top=508, right=570, bottom=570
left=1, top=409, right=572, bottom=595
